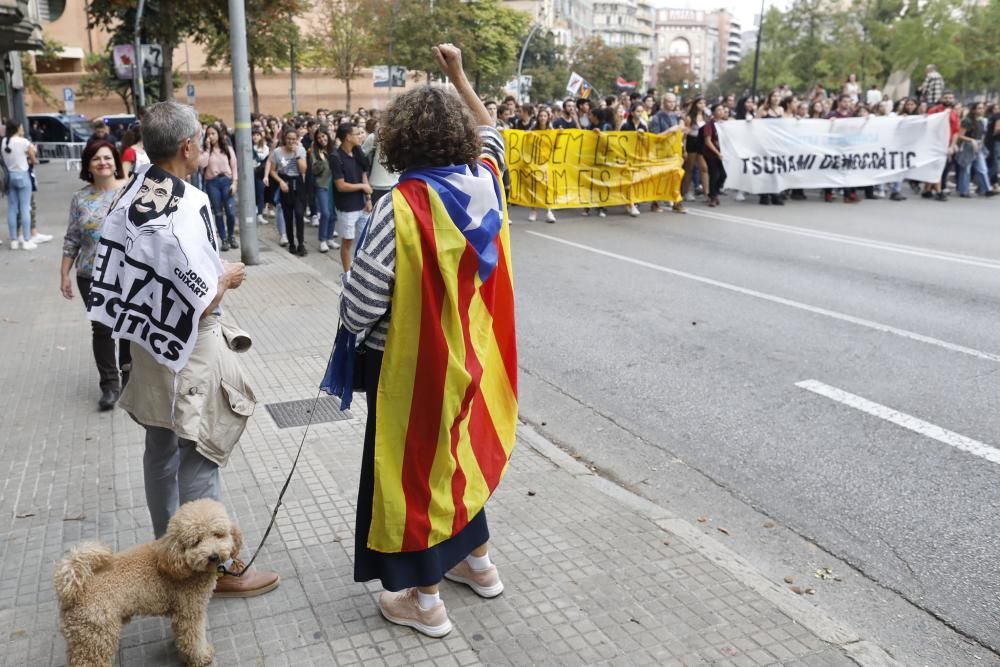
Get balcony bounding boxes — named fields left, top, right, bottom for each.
left=0, top=0, right=42, bottom=51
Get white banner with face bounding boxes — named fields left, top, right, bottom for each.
left=717, top=115, right=950, bottom=193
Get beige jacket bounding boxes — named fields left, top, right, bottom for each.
left=119, top=314, right=257, bottom=467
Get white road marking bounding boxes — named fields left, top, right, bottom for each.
left=524, top=230, right=1000, bottom=364
left=796, top=379, right=1000, bottom=466
left=686, top=208, right=1000, bottom=271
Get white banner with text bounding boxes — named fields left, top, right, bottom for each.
left=717, top=115, right=949, bottom=193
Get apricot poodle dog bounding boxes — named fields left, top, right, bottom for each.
left=53, top=499, right=242, bottom=666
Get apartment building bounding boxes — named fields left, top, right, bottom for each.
left=653, top=7, right=742, bottom=87
left=592, top=1, right=655, bottom=85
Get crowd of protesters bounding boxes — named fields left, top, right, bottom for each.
left=480, top=63, right=999, bottom=218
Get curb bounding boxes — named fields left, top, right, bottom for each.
left=517, top=420, right=902, bottom=667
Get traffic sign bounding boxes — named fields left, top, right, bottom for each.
left=186, top=83, right=195, bottom=106
left=63, top=87, right=75, bottom=113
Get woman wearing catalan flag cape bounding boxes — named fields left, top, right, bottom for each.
left=331, top=45, right=517, bottom=637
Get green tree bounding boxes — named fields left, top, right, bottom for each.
left=303, top=0, right=379, bottom=112
left=198, top=0, right=308, bottom=114
left=657, top=57, right=696, bottom=92
left=87, top=0, right=212, bottom=103
left=570, top=36, right=623, bottom=97
left=460, top=0, right=530, bottom=94
left=77, top=51, right=134, bottom=113
left=374, top=0, right=474, bottom=81
left=520, top=29, right=568, bottom=103
left=22, top=36, right=64, bottom=108
left=620, top=47, right=643, bottom=86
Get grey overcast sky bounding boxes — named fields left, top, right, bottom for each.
left=650, top=0, right=792, bottom=32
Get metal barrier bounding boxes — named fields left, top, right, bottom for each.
left=36, top=142, right=87, bottom=160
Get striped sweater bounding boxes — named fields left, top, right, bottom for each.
left=339, top=125, right=506, bottom=350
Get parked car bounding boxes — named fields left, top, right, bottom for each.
left=27, top=113, right=92, bottom=144
left=96, top=114, right=138, bottom=138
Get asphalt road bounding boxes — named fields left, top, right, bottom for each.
left=509, top=192, right=1000, bottom=665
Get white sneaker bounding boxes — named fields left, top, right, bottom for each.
left=545, top=210, right=556, bottom=223
left=9, top=239, right=18, bottom=250
left=319, top=241, right=329, bottom=253
left=734, top=191, right=746, bottom=202
left=527, top=211, right=537, bottom=222
left=330, top=239, right=340, bottom=250
left=31, top=233, right=52, bottom=244
left=310, top=214, right=320, bottom=227
left=279, top=235, right=288, bottom=247
left=256, top=214, right=268, bottom=225
left=598, top=208, right=607, bottom=218
left=627, top=204, right=640, bottom=217
left=21, top=240, right=38, bottom=250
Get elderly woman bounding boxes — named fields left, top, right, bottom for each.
left=335, top=44, right=517, bottom=638
left=59, top=140, right=129, bottom=410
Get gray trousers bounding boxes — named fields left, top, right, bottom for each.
left=144, top=426, right=221, bottom=538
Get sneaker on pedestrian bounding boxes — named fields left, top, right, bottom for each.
left=598, top=208, right=607, bottom=218
left=672, top=202, right=687, bottom=214
left=934, top=192, right=948, bottom=202
left=31, top=232, right=53, bottom=244
left=220, top=240, right=230, bottom=252
left=97, top=388, right=120, bottom=412
left=734, top=191, right=746, bottom=202
left=228, top=236, right=239, bottom=249
left=527, top=211, right=537, bottom=222
left=8, top=239, right=19, bottom=250
left=297, top=244, right=307, bottom=257
left=445, top=559, right=504, bottom=598
left=545, top=210, right=556, bottom=223
left=279, top=234, right=289, bottom=247
left=330, top=239, right=340, bottom=250
left=256, top=214, right=268, bottom=225
left=21, top=240, right=38, bottom=250
left=319, top=240, right=329, bottom=253
left=890, top=192, right=907, bottom=201
left=213, top=559, right=280, bottom=598
left=377, top=588, right=453, bottom=638
left=310, top=214, right=320, bottom=227
left=627, top=204, right=640, bottom=217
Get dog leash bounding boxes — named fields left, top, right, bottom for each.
left=226, top=340, right=338, bottom=577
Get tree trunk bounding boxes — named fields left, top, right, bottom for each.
left=250, top=61, right=260, bottom=115
left=345, top=77, right=352, bottom=114
left=160, top=42, right=175, bottom=103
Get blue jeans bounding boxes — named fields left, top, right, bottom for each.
left=6, top=171, right=32, bottom=241
left=254, top=175, right=266, bottom=215
left=958, top=149, right=990, bottom=195
left=316, top=186, right=336, bottom=241
left=271, top=184, right=286, bottom=236
left=205, top=175, right=237, bottom=240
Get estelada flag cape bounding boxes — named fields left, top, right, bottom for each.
left=370, top=155, right=518, bottom=554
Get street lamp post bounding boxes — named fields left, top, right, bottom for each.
left=516, top=22, right=543, bottom=104
left=750, top=0, right=765, bottom=102
left=228, top=0, right=259, bottom=264
left=133, top=0, right=146, bottom=109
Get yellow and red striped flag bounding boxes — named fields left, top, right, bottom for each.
left=370, top=156, right=518, bottom=554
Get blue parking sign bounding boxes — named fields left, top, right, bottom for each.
left=63, top=87, right=75, bottom=113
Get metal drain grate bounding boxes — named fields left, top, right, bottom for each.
left=265, top=396, right=354, bottom=428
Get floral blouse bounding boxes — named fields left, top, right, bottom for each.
left=62, top=184, right=120, bottom=279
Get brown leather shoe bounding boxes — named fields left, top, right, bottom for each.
left=213, top=559, right=280, bottom=598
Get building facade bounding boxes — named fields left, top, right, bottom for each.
left=1, top=0, right=44, bottom=122
left=591, top=1, right=655, bottom=86
left=653, top=7, right=741, bottom=88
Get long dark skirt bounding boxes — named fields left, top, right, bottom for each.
left=354, top=348, right=490, bottom=591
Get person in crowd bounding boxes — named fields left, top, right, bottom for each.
left=577, top=98, right=592, bottom=129
left=925, top=90, right=959, bottom=202
left=88, top=120, right=110, bottom=145
left=251, top=128, right=271, bottom=225
left=269, top=126, right=308, bottom=255
left=120, top=126, right=149, bottom=177
left=98, top=100, right=279, bottom=597
left=865, top=83, right=883, bottom=108
left=586, top=106, right=618, bottom=218
left=59, top=140, right=130, bottom=410
left=843, top=73, right=860, bottom=103
left=551, top=99, right=580, bottom=130
left=956, top=102, right=996, bottom=198
left=757, top=90, right=785, bottom=206
left=701, top=103, right=726, bottom=207
left=331, top=122, right=372, bottom=271
left=527, top=107, right=556, bottom=223
left=648, top=92, right=687, bottom=213
left=308, top=127, right=338, bottom=253
left=199, top=124, right=240, bottom=251
left=4, top=119, right=39, bottom=250
left=682, top=96, right=710, bottom=203
left=485, top=100, right=501, bottom=127
left=919, top=64, right=945, bottom=106
left=619, top=103, right=647, bottom=217
left=335, top=42, right=516, bottom=640
left=731, top=96, right=756, bottom=202
left=986, top=103, right=1000, bottom=188
left=361, top=116, right=399, bottom=206
left=513, top=104, right=534, bottom=130
left=808, top=100, right=825, bottom=119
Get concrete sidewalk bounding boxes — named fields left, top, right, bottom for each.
left=1, top=165, right=897, bottom=666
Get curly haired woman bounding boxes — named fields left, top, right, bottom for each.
left=333, top=43, right=518, bottom=638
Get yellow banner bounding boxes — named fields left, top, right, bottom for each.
left=502, top=129, right=684, bottom=209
